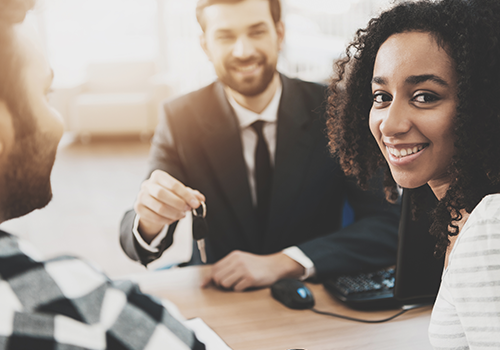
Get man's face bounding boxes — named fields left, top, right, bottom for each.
left=0, top=24, right=64, bottom=221
left=200, top=0, right=284, bottom=96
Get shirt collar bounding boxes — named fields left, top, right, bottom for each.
left=226, top=83, right=282, bottom=129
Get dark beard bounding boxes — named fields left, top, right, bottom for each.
left=0, top=131, right=56, bottom=222
left=219, top=57, right=276, bottom=97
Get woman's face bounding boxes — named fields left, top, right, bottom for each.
left=369, top=31, right=458, bottom=198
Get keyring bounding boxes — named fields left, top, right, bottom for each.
left=192, top=201, right=206, bottom=218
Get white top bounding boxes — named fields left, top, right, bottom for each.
left=133, top=84, right=315, bottom=279
left=429, top=193, right=500, bottom=349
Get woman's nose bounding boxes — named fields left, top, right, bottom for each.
left=379, top=98, right=412, bottom=137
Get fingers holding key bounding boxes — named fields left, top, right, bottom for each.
left=150, top=170, right=205, bottom=209
left=135, top=170, right=205, bottom=239
left=150, top=170, right=205, bottom=208
left=136, top=189, right=186, bottom=223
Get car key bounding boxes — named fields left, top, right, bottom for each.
left=192, top=201, right=208, bottom=263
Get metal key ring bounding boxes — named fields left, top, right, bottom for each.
left=192, top=201, right=206, bottom=218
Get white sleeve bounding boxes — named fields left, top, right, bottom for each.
left=282, top=246, right=316, bottom=280
left=132, top=214, right=169, bottom=253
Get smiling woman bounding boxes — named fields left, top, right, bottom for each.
left=327, top=0, right=500, bottom=348
left=369, top=31, right=457, bottom=198
left=328, top=0, right=500, bottom=257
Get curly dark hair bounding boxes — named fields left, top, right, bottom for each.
left=327, top=0, right=500, bottom=257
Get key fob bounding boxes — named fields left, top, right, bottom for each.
left=192, top=214, right=209, bottom=241
left=192, top=202, right=208, bottom=263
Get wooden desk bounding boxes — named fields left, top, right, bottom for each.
left=130, top=266, right=432, bottom=350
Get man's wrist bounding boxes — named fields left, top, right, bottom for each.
left=132, top=215, right=168, bottom=253
left=275, top=253, right=307, bottom=279
left=137, top=218, right=164, bottom=243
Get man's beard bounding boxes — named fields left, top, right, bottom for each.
left=0, top=130, right=57, bottom=222
left=218, top=55, right=276, bottom=97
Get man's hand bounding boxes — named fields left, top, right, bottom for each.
left=134, top=170, right=205, bottom=242
left=201, top=250, right=305, bottom=292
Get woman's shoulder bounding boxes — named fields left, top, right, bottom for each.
left=444, top=194, right=500, bottom=284
left=466, top=193, right=500, bottom=225
left=476, top=193, right=500, bottom=211
left=454, top=193, right=500, bottom=251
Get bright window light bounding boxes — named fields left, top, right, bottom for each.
left=38, top=0, right=158, bottom=87
left=287, top=0, right=356, bottom=15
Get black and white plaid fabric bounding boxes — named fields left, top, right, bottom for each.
left=0, top=230, right=205, bottom=350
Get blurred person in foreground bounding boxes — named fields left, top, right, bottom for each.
left=120, top=0, right=401, bottom=291
left=328, top=0, right=500, bottom=347
left=0, top=1, right=206, bottom=348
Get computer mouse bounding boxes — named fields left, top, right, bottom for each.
left=271, top=278, right=315, bottom=310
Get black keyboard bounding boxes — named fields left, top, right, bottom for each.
left=323, top=267, right=401, bottom=310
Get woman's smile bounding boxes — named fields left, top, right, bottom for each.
left=384, top=143, right=428, bottom=165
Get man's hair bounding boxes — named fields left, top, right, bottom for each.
left=327, top=0, right=500, bottom=257
left=196, top=0, right=281, bottom=31
left=0, top=0, right=36, bottom=137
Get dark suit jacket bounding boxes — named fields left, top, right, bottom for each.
left=120, top=74, right=400, bottom=278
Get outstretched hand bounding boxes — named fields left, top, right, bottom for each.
left=201, top=250, right=305, bottom=292
left=134, top=170, right=205, bottom=242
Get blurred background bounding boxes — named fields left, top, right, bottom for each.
left=0, top=0, right=401, bottom=278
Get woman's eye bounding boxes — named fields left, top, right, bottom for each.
left=412, top=93, right=440, bottom=103
left=373, top=93, right=391, bottom=104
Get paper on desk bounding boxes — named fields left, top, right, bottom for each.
left=184, top=318, right=232, bottom=350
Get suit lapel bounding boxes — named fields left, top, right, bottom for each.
left=195, top=82, right=258, bottom=248
left=266, top=75, right=322, bottom=245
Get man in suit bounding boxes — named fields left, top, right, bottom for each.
left=120, top=0, right=400, bottom=291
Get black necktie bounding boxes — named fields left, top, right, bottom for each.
left=251, top=120, right=273, bottom=234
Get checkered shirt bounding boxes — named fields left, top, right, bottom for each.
left=0, top=230, right=205, bottom=350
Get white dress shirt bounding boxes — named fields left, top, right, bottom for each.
left=133, top=83, right=315, bottom=279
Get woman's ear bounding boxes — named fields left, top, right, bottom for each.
left=0, top=100, right=14, bottom=161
